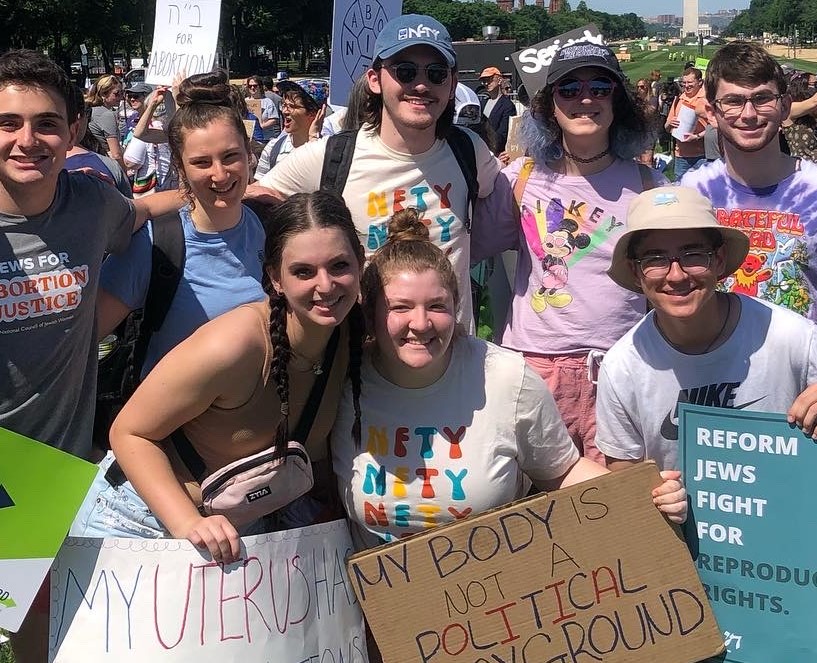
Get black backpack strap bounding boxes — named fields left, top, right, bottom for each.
left=171, top=326, right=341, bottom=482
left=319, top=130, right=359, bottom=194
left=447, top=126, right=479, bottom=233
left=291, top=326, right=340, bottom=443
left=127, top=210, right=186, bottom=393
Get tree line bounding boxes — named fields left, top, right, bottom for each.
left=0, top=0, right=645, bottom=75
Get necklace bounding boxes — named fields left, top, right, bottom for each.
left=290, top=349, right=324, bottom=375
left=562, top=147, right=610, bottom=163
left=702, top=294, right=732, bottom=354
left=656, top=293, right=733, bottom=355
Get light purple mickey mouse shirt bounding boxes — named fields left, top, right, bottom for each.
left=473, top=157, right=666, bottom=355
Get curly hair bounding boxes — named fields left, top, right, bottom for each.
left=260, top=191, right=366, bottom=449
left=0, top=49, right=80, bottom=121
left=166, top=70, right=251, bottom=206
left=524, top=77, right=656, bottom=163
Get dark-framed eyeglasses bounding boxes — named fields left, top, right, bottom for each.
left=554, top=77, right=616, bottom=100
left=634, top=250, right=715, bottom=278
left=386, top=62, right=450, bottom=86
left=713, top=92, right=783, bottom=117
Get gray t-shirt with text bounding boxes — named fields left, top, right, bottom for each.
left=0, top=171, right=135, bottom=458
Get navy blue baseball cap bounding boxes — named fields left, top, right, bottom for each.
left=373, top=14, right=456, bottom=67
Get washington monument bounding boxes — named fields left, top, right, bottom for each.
left=683, top=0, right=698, bottom=37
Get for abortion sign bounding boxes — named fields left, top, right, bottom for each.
left=146, top=0, right=222, bottom=85
left=49, top=520, right=367, bottom=662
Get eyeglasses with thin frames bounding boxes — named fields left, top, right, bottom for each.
left=634, top=250, right=715, bottom=278
left=385, top=62, right=450, bottom=86
left=713, top=92, right=783, bottom=118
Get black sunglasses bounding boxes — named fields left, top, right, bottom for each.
left=386, top=62, right=450, bottom=86
left=555, top=77, right=616, bottom=100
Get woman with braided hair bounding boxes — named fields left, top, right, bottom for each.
left=72, top=191, right=365, bottom=564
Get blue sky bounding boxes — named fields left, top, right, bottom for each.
left=519, top=0, right=751, bottom=16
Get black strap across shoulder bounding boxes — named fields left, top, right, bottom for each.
left=320, top=130, right=359, bottom=194
left=319, top=127, right=478, bottom=232
left=172, top=326, right=341, bottom=482
left=123, top=210, right=185, bottom=397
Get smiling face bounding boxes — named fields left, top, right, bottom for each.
left=0, top=84, right=76, bottom=205
left=270, top=226, right=361, bottom=330
left=552, top=66, right=615, bottom=147
left=707, top=79, right=789, bottom=154
left=367, top=45, right=456, bottom=135
left=630, top=228, right=726, bottom=321
left=373, top=268, right=456, bottom=388
left=178, top=117, right=249, bottom=210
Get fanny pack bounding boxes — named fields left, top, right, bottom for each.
left=175, top=328, right=340, bottom=527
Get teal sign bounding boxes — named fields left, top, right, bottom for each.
left=679, top=404, right=817, bottom=663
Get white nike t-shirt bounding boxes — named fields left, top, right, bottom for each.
left=595, top=295, right=817, bottom=470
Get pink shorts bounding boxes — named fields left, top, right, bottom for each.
left=522, top=352, right=606, bottom=467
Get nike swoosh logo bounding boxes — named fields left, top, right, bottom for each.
left=661, top=396, right=767, bottom=440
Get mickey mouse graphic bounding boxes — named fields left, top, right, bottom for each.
left=520, top=202, right=591, bottom=312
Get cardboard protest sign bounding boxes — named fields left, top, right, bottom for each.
left=348, top=463, right=723, bottom=663
left=511, top=24, right=605, bottom=101
left=242, top=119, right=256, bottom=139
left=679, top=404, right=817, bottom=662
left=146, top=0, right=222, bottom=86
left=328, top=0, right=403, bottom=107
left=504, top=115, right=524, bottom=162
left=49, top=520, right=367, bottom=662
left=245, top=97, right=262, bottom=120
left=0, top=427, right=97, bottom=632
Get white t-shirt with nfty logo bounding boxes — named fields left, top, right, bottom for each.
left=259, top=125, right=501, bottom=327
left=331, top=336, right=579, bottom=550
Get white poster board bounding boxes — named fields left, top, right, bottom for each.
left=329, top=0, right=403, bottom=107
left=146, top=0, right=222, bottom=86
left=49, top=520, right=367, bottom=662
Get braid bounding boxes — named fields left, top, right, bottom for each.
left=347, top=302, right=365, bottom=447
left=268, top=294, right=291, bottom=448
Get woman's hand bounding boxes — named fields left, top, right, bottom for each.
left=180, top=514, right=241, bottom=564
left=308, top=104, right=327, bottom=140
left=652, top=470, right=687, bottom=524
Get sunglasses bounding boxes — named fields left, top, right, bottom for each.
left=247, top=83, right=259, bottom=89
left=554, top=77, right=616, bottom=100
left=386, top=62, right=450, bottom=86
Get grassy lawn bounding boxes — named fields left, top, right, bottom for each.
left=617, top=42, right=817, bottom=83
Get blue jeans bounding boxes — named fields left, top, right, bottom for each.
left=71, top=452, right=267, bottom=539
left=70, top=452, right=168, bottom=538
left=673, top=155, right=704, bottom=180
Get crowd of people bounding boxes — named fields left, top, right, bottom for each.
left=2, top=12, right=817, bottom=661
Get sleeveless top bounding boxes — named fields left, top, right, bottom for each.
left=177, top=302, right=351, bottom=477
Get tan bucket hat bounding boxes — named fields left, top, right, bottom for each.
left=608, top=186, right=750, bottom=293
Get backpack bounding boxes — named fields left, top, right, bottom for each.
left=93, top=210, right=185, bottom=450
left=319, top=126, right=480, bottom=232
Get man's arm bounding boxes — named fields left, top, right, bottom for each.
left=132, top=189, right=185, bottom=232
